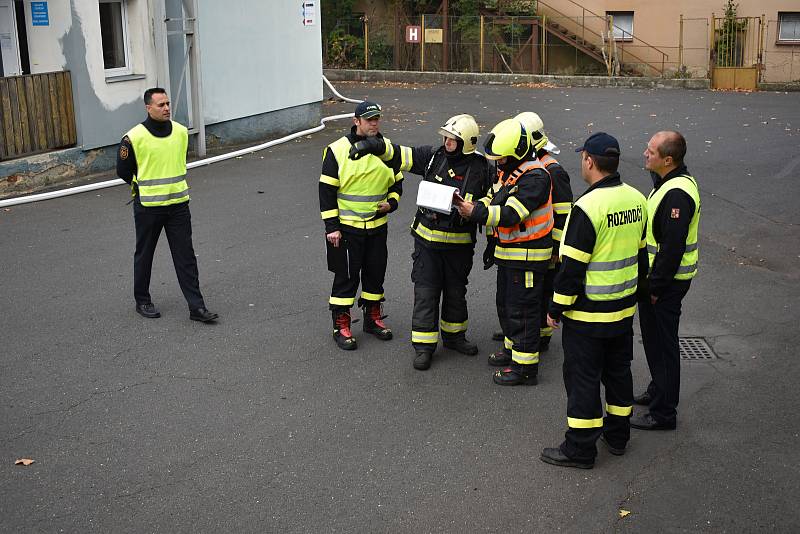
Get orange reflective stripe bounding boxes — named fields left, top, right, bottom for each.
left=497, top=190, right=554, bottom=243
left=540, top=154, right=559, bottom=168
left=503, top=160, right=546, bottom=187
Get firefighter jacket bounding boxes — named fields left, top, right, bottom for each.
left=549, top=173, right=649, bottom=337
left=124, top=120, right=189, bottom=207
left=538, top=152, right=574, bottom=255
left=470, top=159, right=554, bottom=272
left=646, top=165, right=700, bottom=295
left=319, top=127, right=403, bottom=236
left=388, top=144, right=491, bottom=249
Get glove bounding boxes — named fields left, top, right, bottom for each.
left=483, top=236, right=497, bottom=270
left=349, top=136, right=386, bottom=160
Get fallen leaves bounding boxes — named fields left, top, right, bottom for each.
left=619, top=509, right=631, bottom=518
left=15, top=458, right=35, bottom=466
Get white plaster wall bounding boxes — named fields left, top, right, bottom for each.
left=197, top=0, right=323, bottom=125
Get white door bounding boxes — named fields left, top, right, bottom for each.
left=0, top=0, right=22, bottom=76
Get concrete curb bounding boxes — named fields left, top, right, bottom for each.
left=324, top=69, right=711, bottom=90
left=758, top=82, right=800, bottom=92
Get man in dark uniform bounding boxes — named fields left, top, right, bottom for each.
left=355, top=114, right=492, bottom=370
left=541, top=132, right=648, bottom=468
left=319, top=101, right=403, bottom=350
left=116, top=87, right=217, bottom=323
left=455, top=118, right=554, bottom=386
left=632, top=131, right=700, bottom=431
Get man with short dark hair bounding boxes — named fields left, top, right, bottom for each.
left=631, top=131, right=700, bottom=431
left=319, top=101, right=403, bottom=350
left=541, top=132, right=647, bottom=469
left=116, top=88, right=218, bottom=323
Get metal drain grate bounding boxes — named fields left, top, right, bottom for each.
left=679, top=337, right=717, bottom=360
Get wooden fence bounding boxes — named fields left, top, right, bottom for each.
left=0, top=71, right=77, bottom=161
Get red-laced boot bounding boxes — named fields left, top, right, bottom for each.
left=362, top=302, right=393, bottom=341
left=332, top=310, right=357, bottom=351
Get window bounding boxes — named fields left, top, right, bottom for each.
left=778, top=12, right=800, bottom=42
left=607, top=11, right=634, bottom=41
left=99, top=0, right=130, bottom=75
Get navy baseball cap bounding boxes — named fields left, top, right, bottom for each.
left=354, top=101, right=382, bottom=119
left=574, top=132, right=621, bottom=157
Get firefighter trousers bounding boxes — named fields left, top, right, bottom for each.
left=496, top=265, right=543, bottom=371
left=328, top=227, right=388, bottom=311
left=410, top=240, right=474, bottom=352
left=539, top=261, right=557, bottom=345
left=560, top=321, right=633, bottom=462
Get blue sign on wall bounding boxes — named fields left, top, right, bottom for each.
left=31, top=2, right=49, bottom=26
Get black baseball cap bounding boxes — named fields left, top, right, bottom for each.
left=354, top=101, right=382, bottom=119
left=574, top=132, right=621, bottom=157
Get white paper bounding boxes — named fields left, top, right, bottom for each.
left=417, top=181, right=458, bottom=215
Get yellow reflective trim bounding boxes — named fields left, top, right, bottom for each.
left=329, top=296, right=354, bottom=306
left=388, top=191, right=401, bottom=203
left=495, top=246, right=553, bottom=262
left=540, top=327, right=553, bottom=337
left=412, top=330, right=439, bottom=343
left=487, top=205, right=501, bottom=227
left=439, top=319, right=467, bottom=333
left=413, top=224, right=473, bottom=245
left=379, top=142, right=395, bottom=162
left=525, top=271, right=534, bottom=288
left=560, top=244, right=591, bottom=263
left=553, top=292, right=577, bottom=306
left=465, top=193, right=473, bottom=202
left=553, top=202, right=572, bottom=215
left=340, top=216, right=388, bottom=230
left=360, top=291, right=384, bottom=301
left=320, top=209, right=339, bottom=219
left=563, top=305, right=637, bottom=323
left=568, top=417, right=604, bottom=429
left=506, top=196, right=530, bottom=220
left=551, top=227, right=563, bottom=242
left=320, top=174, right=340, bottom=187
left=479, top=197, right=491, bottom=208
left=400, top=146, right=413, bottom=171
left=504, top=337, right=513, bottom=350
left=606, top=404, right=632, bottom=417
left=512, top=349, right=539, bottom=364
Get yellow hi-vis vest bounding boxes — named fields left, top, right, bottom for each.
left=127, top=121, right=189, bottom=207
left=560, top=182, right=647, bottom=322
left=327, top=136, right=401, bottom=230
left=646, top=174, right=700, bottom=280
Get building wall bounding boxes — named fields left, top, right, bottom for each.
left=540, top=0, right=800, bottom=81
left=16, top=0, right=323, bottom=152
left=197, top=1, right=323, bottom=125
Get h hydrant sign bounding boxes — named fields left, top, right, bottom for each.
left=406, top=26, right=421, bottom=43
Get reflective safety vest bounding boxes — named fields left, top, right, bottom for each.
left=491, top=160, right=554, bottom=264
left=561, top=182, right=647, bottom=323
left=328, top=136, right=401, bottom=231
left=127, top=121, right=189, bottom=207
left=540, top=154, right=572, bottom=242
left=646, top=174, right=700, bottom=280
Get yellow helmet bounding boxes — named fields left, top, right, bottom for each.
left=514, top=111, right=549, bottom=152
left=483, top=118, right=530, bottom=161
left=439, top=114, right=480, bottom=154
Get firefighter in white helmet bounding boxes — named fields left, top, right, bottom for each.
left=350, top=114, right=492, bottom=371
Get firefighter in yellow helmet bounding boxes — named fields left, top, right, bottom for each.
left=455, top=118, right=554, bottom=386
left=350, top=114, right=493, bottom=371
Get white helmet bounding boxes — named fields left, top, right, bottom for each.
left=514, top=111, right=559, bottom=154
left=439, top=114, right=480, bottom=154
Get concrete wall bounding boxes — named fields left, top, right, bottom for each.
left=197, top=1, right=323, bottom=125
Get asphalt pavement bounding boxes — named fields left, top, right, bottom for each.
left=1, top=81, right=799, bottom=532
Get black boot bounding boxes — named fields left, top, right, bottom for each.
left=488, top=349, right=512, bottom=366
left=413, top=350, right=433, bottom=370
left=443, top=334, right=479, bottom=356
left=332, top=310, right=357, bottom=351
left=362, top=302, right=393, bottom=340
left=493, top=363, right=538, bottom=386
left=491, top=330, right=504, bottom=341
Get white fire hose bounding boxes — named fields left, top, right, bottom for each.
left=0, top=76, right=362, bottom=208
